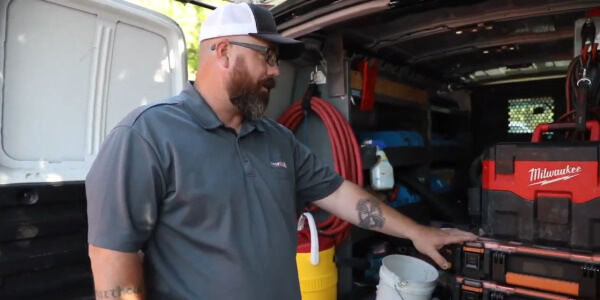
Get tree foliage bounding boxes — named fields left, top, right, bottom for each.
left=125, top=0, right=227, bottom=81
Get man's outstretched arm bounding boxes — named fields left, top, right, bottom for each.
left=313, top=180, right=477, bottom=269
left=89, top=245, right=145, bottom=300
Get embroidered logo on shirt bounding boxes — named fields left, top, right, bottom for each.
left=270, top=161, right=288, bottom=169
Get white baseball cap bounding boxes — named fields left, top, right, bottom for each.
left=199, top=3, right=304, bottom=60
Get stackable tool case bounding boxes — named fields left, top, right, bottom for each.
left=0, top=0, right=186, bottom=298
left=449, top=239, right=599, bottom=298
left=472, top=121, right=600, bottom=251
left=451, top=276, right=578, bottom=300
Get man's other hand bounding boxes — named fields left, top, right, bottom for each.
left=410, top=226, right=478, bottom=269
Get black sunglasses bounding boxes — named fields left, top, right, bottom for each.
left=211, top=41, right=279, bottom=67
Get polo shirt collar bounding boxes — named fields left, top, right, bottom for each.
left=247, top=119, right=265, bottom=133
left=240, top=119, right=265, bottom=136
left=181, top=83, right=265, bottom=133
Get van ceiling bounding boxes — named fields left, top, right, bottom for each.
left=276, top=0, right=599, bottom=87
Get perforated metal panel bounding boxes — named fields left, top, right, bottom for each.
left=508, top=97, right=555, bottom=134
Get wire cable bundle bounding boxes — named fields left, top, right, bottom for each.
left=561, top=17, right=600, bottom=133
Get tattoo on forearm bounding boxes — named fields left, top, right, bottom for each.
left=95, top=285, right=143, bottom=299
left=356, top=198, right=385, bottom=229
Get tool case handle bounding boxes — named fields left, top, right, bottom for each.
left=531, top=120, right=600, bottom=142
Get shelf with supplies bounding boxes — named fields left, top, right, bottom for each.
left=349, top=69, right=429, bottom=110
left=385, top=146, right=429, bottom=167
left=358, top=130, right=428, bottom=170
left=430, top=145, right=470, bottom=164
left=362, top=145, right=469, bottom=169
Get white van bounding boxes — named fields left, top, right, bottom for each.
left=0, top=0, right=186, bottom=298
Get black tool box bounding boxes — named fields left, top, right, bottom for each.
left=447, top=239, right=599, bottom=298
left=451, top=276, right=578, bottom=300
left=471, top=122, right=600, bottom=251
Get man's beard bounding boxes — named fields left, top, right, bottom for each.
left=227, top=57, right=276, bottom=121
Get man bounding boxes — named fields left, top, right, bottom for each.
left=86, top=3, right=476, bottom=300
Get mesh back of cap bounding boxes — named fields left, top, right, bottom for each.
left=199, top=3, right=258, bottom=42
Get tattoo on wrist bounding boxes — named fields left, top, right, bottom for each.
left=95, top=285, right=143, bottom=299
left=356, top=198, right=385, bottom=229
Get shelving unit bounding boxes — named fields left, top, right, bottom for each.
left=343, top=66, right=474, bottom=300
left=430, top=145, right=470, bottom=164
left=377, top=145, right=470, bottom=168
left=381, top=146, right=429, bottom=167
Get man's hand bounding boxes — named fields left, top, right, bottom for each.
left=314, top=180, right=479, bottom=270
left=410, top=225, right=477, bottom=269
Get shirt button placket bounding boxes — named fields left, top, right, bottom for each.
left=237, top=137, right=254, bottom=176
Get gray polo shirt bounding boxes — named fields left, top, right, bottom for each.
left=86, top=83, right=344, bottom=300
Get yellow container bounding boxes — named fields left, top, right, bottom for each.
left=296, top=212, right=338, bottom=300
left=296, top=246, right=338, bottom=300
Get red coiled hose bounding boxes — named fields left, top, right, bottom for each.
left=278, top=97, right=363, bottom=246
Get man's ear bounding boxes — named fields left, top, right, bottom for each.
left=212, top=40, right=230, bottom=68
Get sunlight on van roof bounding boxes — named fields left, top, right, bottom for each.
left=466, top=60, right=571, bottom=83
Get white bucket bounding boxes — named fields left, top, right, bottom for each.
left=375, top=255, right=439, bottom=300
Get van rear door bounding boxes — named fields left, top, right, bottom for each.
left=0, top=0, right=186, bottom=298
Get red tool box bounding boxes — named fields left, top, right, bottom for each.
left=479, top=121, right=600, bottom=251
left=448, top=239, right=599, bottom=298
left=451, top=276, right=578, bottom=300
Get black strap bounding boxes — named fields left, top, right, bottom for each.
left=302, top=83, right=319, bottom=114
left=300, top=84, right=320, bottom=145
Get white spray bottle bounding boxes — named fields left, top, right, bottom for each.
left=370, top=140, right=394, bottom=191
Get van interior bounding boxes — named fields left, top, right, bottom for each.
left=1, top=0, right=599, bottom=299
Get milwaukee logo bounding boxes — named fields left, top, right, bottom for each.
left=528, top=165, right=582, bottom=186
